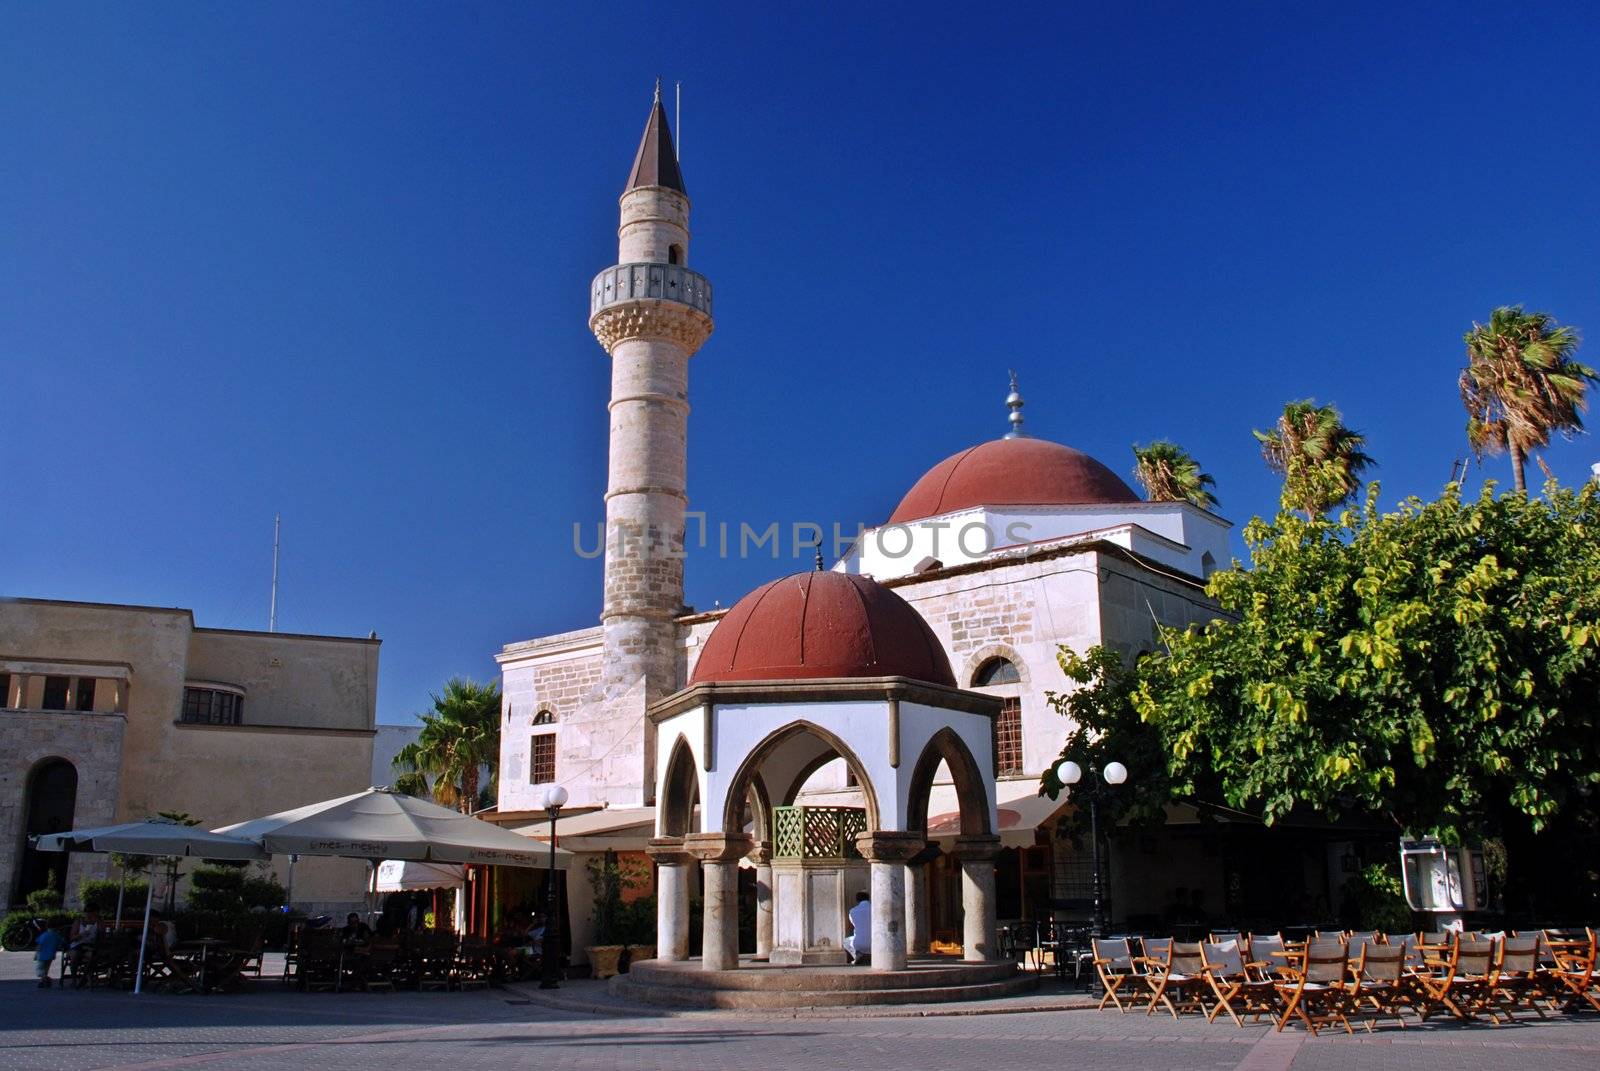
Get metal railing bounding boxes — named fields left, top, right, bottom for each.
left=590, top=262, right=713, bottom=318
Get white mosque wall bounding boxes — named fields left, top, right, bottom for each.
left=839, top=501, right=1230, bottom=582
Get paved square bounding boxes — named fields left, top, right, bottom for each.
left=4, top=952, right=1596, bottom=1071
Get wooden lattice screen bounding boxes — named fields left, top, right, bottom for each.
left=771, top=806, right=867, bottom=860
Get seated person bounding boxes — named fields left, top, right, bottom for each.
left=843, top=892, right=871, bottom=964
left=66, top=911, right=101, bottom=977
left=146, top=910, right=179, bottom=955
left=527, top=912, right=547, bottom=946
left=338, top=912, right=373, bottom=943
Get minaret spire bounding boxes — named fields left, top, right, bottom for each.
left=1004, top=371, right=1028, bottom=439
left=626, top=84, right=686, bottom=194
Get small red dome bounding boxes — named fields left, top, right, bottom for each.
left=888, top=437, right=1139, bottom=525
left=690, top=571, right=955, bottom=687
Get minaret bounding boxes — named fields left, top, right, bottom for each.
left=587, top=86, right=713, bottom=803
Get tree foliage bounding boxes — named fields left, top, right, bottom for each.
left=1132, top=440, right=1219, bottom=508
left=1131, top=481, right=1600, bottom=840
left=1038, top=646, right=1176, bottom=833
left=393, top=677, right=502, bottom=813
left=1461, top=306, right=1595, bottom=495
left=1254, top=400, right=1375, bottom=518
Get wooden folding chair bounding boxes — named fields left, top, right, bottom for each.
left=1275, top=947, right=1355, bottom=1036
left=1146, top=941, right=1212, bottom=1019
left=1486, top=935, right=1547, bottom=1023
left=1202, top=939, right=1277, bottom=1026
left=1417, top=936, right=1497, bottom=1022
left=1351, top=942, right=1409, bottom=1031
left=1247, top=933, right=1289, bottom=978
left=1091, top=938, right=1140, bottom=1012
left=1548, top=929, right=1599, bottom=1014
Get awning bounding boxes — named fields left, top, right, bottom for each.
left=512, top=806, right=657, bottom=853
left=376, top=859, right=465, bottom=892
left=926, top=783, right=1070, bottom=848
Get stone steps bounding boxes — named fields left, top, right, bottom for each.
left=612, top=958, right=1037, bottom=1009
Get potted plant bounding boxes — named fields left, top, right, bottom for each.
left=621, top=893, right=657, bottom=970
left=584, top=853, right=628, bottom=979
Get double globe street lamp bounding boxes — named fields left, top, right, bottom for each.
left=1053, top=758, right=1128, bottom=937
left=539, top=784, right=569, bottom=990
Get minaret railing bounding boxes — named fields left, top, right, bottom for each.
left=591, top=262, right=713, bottom=318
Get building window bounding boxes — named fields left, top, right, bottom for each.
left=0, top=673, right=11, bottom=708
left=995, top=697, right=1023, bottom=776
left=532, top=709, right=556, bottom=726
left=974, top=657, right=1021, bottom=686
left=530, top=733, right=556, bottom=785
left=75, top=679, right=97, bottom=712
left=668, top=243, right=683, bottom=265
left=42, top=676, right=70, bottom=711
left=181, top=686, right=244, bottom=726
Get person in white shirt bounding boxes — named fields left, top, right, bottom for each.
left=844, top=892, right=872, bottom=964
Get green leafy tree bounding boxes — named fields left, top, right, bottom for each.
left=1131, top=481, right=1600, bottom=844
left=1254, top=400, right=1375, bottom=517
left=1038, top=646, right=1176, bottom=834
left=392, top=678, right=502, bottom=813
left=1132, top=441, right=1219, bottom=508
left=1461, top=306, right=1595, bottom=494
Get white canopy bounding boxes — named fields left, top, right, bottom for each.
left=33, top=818, right=266, bottom=860
left=376, top=859, right=466, bottom=892
left=214, top=787, right=571, bottom=869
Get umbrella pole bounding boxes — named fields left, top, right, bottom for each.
left=132, top=869, right=156, bottom=995
left=114, top=867, right=127, bottom=929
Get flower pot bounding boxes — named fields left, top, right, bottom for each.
left=624, top=943, right=656, bottom=971
left=586, top=944, right=625, bottom=980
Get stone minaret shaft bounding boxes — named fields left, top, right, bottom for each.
left=588, top=92, right=713, bottom=799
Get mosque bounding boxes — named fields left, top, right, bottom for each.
left=483, top=91, right=1259, bottom=997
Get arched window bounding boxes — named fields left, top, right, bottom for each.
left=668, top=244, right=683, bottom=265
left=1200, top=550, right=1217, bottom=578
left=531, top=709, right=556, bottom=726
left=973, top=658, right=1021, bottom=686
left=972, top=658, right=1024, bottom=776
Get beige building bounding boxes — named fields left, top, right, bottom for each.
left=1, top=597, right=379, bottom=913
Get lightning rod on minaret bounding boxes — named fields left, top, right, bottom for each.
left=675, top=81, right=681, bottom=162
left=269, top=513, right=280, bottom=632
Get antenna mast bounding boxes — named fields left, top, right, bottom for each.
left=675, top=81, right=681, bottom=161
left=269, top=513, right=280, bottom=632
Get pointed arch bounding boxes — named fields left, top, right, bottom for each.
left=659, top=734, right=700, bottom=837
left=905, top=727, right=992, bottom=837
left=720, top=720, right=881, bottom=833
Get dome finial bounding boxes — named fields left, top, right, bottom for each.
left=654, top=77, right=662, bottom=103
left=815, top=546, right=825, bottom=571
left=1004, top=370, right=1028, bottom=439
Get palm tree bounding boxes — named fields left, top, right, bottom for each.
left=392, top=678, right=502, bottom=813
left=1253, top=400, right=1375, bottom=517
left=1460, top=306, right=1595, bottom=494
left=1131, top=440, right=1218, bottom=508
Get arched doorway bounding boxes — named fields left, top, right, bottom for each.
left=17, top=758, right=78, bottom=903
left=905, top=729, right=994, bottom=956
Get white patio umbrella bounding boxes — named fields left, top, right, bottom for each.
left=214, top=788, right=571, bottom=868
left=215, top=788, right=572, bottom=923
left=33, top=818, right=265, bottom=994
left=375, top=859, right=466, bottom=893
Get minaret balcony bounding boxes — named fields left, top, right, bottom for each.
left=591, top=262, right=713, bottom=319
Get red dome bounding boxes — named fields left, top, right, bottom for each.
left=888, top=437, right=1140, bottom=525
left=690, top=571, right=955, bottom=687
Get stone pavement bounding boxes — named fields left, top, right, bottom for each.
left=3, top=951, right=1597, bottom=1071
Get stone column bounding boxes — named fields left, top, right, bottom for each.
left=750, top=841, right=774, bottom=960
left=856, top=832, right=925, bottom=973
left=905, top=841, right=941, bottom=957
left=684, top=832, right=751, bottom=972
left=953, top=834, right=1002, bottom=963
left=646, top=838, right=693, bottom=961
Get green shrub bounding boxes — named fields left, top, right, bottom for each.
left=187, top=865, right=285, bottom=914
left=24, top=888, right=63, bottom=912
left=77, top=878, right=151, bottom=915
left=2, top=909, right=79, bottom=951
left=1344, top=862, right=1413, bottom=933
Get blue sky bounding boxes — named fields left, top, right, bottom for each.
left=5, top=4, right=1599, bottom=725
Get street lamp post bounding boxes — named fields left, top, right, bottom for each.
left=1054, top=759, right=1129, bottom=937
left=539, top=784, right=568, bottom=990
